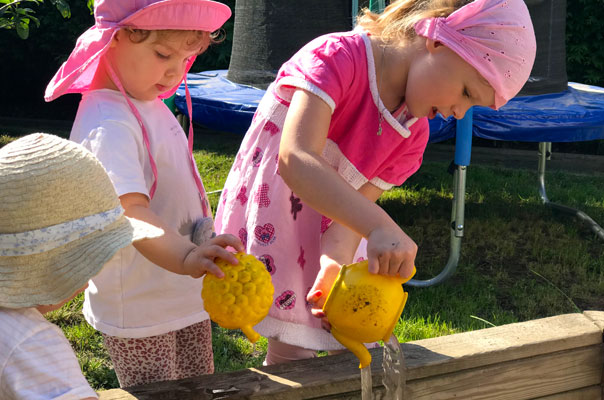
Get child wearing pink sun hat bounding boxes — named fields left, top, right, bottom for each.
left=45, top=0, right=244, bottom=388
left=45, top=0, right=230, bottom=102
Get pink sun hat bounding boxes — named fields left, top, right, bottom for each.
left=415, top=0, right=536, bottom=110
left=45, top=0, right=231, bottom=102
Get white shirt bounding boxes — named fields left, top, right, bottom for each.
left=0, top=308, right=98, bottom=400
left=71, top=89, right=210, bottom=338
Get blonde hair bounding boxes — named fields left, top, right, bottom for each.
left=357, top=0, right=472, bottom=45
left=125, top=29, right=223, bottom=54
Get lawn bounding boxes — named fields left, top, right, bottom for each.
left=3, top=130, right=603, bottom=390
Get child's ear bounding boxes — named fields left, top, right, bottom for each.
left=425, top=38, right=444, bottom=53
left=110, top=29, right=124, bottom=47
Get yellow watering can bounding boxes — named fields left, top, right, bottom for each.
left=322, top=260, right=415, bottom=368
left=202, top=252, right=274, bottom=343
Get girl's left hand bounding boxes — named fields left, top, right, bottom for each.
left=366, top=224, right=417, bottom=278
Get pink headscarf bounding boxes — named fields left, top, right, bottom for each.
left=415, top=0, right=536, bottom=109
left=45, top=0, right=231, bottom=213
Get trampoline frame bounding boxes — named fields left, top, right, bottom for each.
left=407, top=109, right=604, bottom=287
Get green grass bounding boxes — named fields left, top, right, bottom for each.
left=3, top=131, right=603, bottom=390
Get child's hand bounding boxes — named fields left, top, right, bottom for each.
left=182, top=234, right=244, bottom=279
left=306, top=255, right=342, bottom=332
left=366, top=225, right=417, bottom=278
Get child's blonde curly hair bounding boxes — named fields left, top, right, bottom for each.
left=124, top=28, right=224, bottom=55
left=357, top=0, right=473, bottom=44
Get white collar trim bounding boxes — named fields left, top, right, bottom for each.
left=360, top=31, right=418, bottom=138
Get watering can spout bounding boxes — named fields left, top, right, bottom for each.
left=331, top=327, right=372, bottom=369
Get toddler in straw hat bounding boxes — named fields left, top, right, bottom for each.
left=0, top=133, right=164, bottom=399
left=44, top=0, right=243, bottom=388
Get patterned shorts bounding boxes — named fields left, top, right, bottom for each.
left=102, top=319, right=214, bottom=388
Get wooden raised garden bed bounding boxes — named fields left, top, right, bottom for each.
left=99, top=311, right=604, bottom=399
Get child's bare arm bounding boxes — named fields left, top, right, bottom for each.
left=120, top=193, right=243, bottom=278
left=279, top=89, right=382, bottom=236
left=279, top=98, right=416, bottom=277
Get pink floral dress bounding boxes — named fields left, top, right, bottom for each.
left=215, top=30, right=429, bottom=350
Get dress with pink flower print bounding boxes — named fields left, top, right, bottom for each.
left=215, top=30, right=429, bottom=350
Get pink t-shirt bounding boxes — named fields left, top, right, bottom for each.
left=275, top=30, right=429, bottom=189
left=215, top=30, right=429, bottom=350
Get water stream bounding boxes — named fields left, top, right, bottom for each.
left=359, top=335, right=406, bottom=400
left=381, top=334, right=406, bottom=399
left=360, top=365, right=373, bottom=400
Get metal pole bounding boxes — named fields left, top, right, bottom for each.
left=408, top=108, right=473, bottom=287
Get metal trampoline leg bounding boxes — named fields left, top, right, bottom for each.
left=408, top=108, right=473, bottom=287
left=538, top=142, right=551, bottom=203
left=538, top=142, right=604, bottom=240
left=408, top=165, right=465, bottom=287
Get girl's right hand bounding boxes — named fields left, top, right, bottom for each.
left=366, top=225, right=417, bottom=279
left=182, top=234, right=244, bottom=279
left=306, top=255, right=343, bottom=332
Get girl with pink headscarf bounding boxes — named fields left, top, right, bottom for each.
left=215, top=0, right=536, bottom=365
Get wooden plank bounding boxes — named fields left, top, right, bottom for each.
left=98, top=313, right=603, bottom=400
left=404, top=313, right=601, bottom=380
left=298, top=384, right=604, bottom=400
left=98, top=345, right=603, bottom=400
left=99, top=354, right=366, bottom=400
left=533, top=385, right=602, bottom=400
left=582, top=311, right=604, bottom=400
left=306, top=348, right=602, bottom=400
left=407, top=345, right=602, bottom=400
left=97, top=391, right=136, bottom=400
left=584, top=311, right=604, bottom=333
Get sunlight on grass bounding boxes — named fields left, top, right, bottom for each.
left=394, top=315, right=458, bottom=341
left=212, top=325, right=267, bottom=372
left=195, top=151, right=236, bottom=193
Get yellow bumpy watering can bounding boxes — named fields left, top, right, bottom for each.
left=202, top=252, right=274, bottom=343
left=323, top=260, right=415, bottom=368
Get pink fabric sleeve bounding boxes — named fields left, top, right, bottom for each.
left=275, top=34, right=358, bottom=111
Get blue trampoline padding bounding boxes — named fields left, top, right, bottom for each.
left=428, top=82, right=604, bottom=143
left=175, top=70, right=264, bottom=134
left=176, top=71, right=604, bottom=143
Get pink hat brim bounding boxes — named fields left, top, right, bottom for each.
left=45, top=26, right=115, bottom=102
left=120, top=0, right=231, bottom=32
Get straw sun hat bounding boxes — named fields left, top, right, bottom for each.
left=0, top=133, right=164, bottom=309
